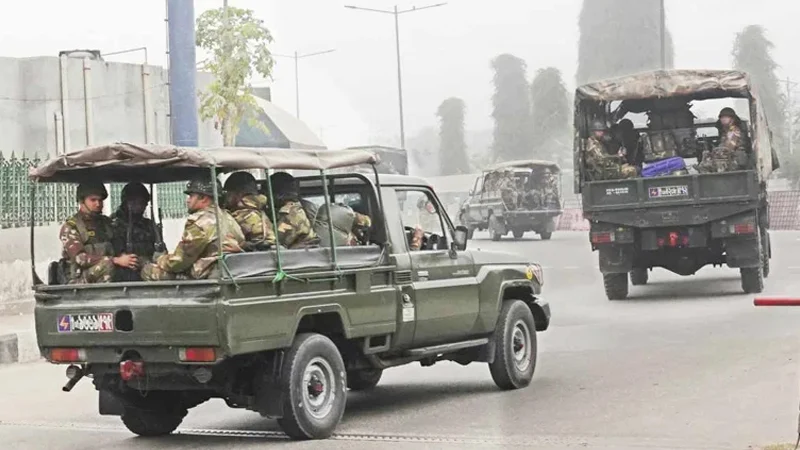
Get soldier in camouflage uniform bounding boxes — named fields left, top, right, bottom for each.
left=497, top=170, right=519, bottom=210
left=111, top=182, right=156, bottom=282
left=141, top=176, right=245, bottom=281
left=224, top=171, right=276, bottom=251
left=59, top=183, right=139, bottom=284
left=542, top=169, right=560, bottom=208
left=269, top=172, right=320, bottom=249
left=697, top=107, right=746, bottom=174
left=584, top=120, right=638, bottom=181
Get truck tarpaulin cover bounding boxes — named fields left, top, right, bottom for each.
left=575, top=69, right=754, bottom=102
left=29, top=143, right=379, bottom=183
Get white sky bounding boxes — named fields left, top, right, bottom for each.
left=0, top=0, right=796, bottom=148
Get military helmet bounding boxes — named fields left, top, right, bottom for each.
left=224, top=171, right=258, bottom=195
left=618, top=118, right=634, bottom=129
left=719, top=107, right=738, bottom=119
left=269, top=171, right=297, bottom=195
left=589, top=119, right=607, bottom=132
left=120, top=182, right=150, bottom=203
left=184, top=175, right=221, bottom=198
left=76, top=182, right=108, bottom=202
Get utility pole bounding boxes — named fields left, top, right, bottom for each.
left=274, top=49, right=336, bottom=119
left=659, top=0, right=667, bottom=69
left=345, top=3, right=447, bottom=150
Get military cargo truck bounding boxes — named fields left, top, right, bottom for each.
left=574, top=70, right=779, bottom=300
left=30, top=143, right=550, bottom=440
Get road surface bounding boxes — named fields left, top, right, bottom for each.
left=2, top=231, right=799, bottom=449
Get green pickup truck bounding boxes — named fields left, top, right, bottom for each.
left=30, top=144, right=550, bottom=440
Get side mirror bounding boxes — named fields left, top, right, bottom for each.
left=453, top=225, right=469, bottom=251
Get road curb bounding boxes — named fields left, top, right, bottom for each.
left=0, top=330, right=40, bottom=365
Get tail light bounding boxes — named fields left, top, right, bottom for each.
left=179, top=347, right=217, bottom=363
left=591, top=231, right=615, bottom=244
left=50, top=348, right=86, bottom=363
left=732, top=223, right=756, bottom=235
left=119, top=360, right=145, bottom=381
left=668, top=231, right=679, bottom=247
left=754, top=298, right=800, bottom=306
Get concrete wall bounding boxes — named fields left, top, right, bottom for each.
left=0, top=55, right=222, bottom=157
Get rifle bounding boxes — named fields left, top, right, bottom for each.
left=117, top=207, right=139, bottom=282
left=153, top=207, right=167, bottom=255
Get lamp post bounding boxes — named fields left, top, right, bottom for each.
left=274, top=49, right=336, bottom=119
left=345, top=3, right=447, bottom=149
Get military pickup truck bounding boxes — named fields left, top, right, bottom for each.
left=459, top=160, right=563, bottom=241
left=29, top=143, right=550, bottom=440
left=574, top=70, right=779, bottom=300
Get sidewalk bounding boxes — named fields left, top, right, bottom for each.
left=0, top=308, right=39, bottom=365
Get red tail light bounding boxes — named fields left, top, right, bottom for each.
left=591, top=232, right=614, bottom=244
left=50, top=348, right=85, bottom=363
left=119, top=360, right=145, bottom=381
left=733, top=223, right=756, bottom=234
left=179, top=347, right=217, bottom=363
left=668, top=232, right=679, bottom=247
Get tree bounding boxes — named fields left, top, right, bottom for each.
left=436, top=97, right=470, bottom=175
left=530, top=67, right=571, bottom=164
left=491, top=54, right=532, bottom=162
left=576, top=0, right=675, bottom=85
left=196, top=6, right=275, bottom=146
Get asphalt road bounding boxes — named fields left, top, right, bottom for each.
left=2, top=231, right=800, bottom=450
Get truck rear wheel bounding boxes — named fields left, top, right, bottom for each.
left=512, top=229, right=525, bottom=239
left=347, top=369, right=382, bottom=391
left=121, top=408, right=186, bottom=437
left=277, top=333, right=347, bottom=440
left=539, top=231, right=552, bottom=240
left=630, top=268, right=648, bottom=286
left=488, top=300, right=537, bottom=390
left=740, top=266, right=764, bottom=294
left=604, top=273, right=629, bottom=300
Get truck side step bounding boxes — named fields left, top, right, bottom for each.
left=405, top=338, right=489, bottom=357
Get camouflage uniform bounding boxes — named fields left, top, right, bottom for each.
left=60, top=211, right=116, bottom=284
left=141, top=206, right=245, bottom=280
left=497, top=171, right=519, bottom=209
left=349, top=212, right=372, bottom=245
left=584, top=135, right=637, bottom=180
left=229, top=194, right=276, bottom=251
left=276, top=198, right=320, bottom=249
left=542, top=172, right=560, bottom=208
left=697, top=119, right=745, bottom=174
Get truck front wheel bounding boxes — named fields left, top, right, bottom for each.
left=488, top=300, right=537, bottom=390
left=604, top=273, right=629, bottom=300
left=347, top=369, right=382, bottom=391
left=121, top=408, right=186, bottom=437
left=539, top=231, right=552, bottom=240
left=630, top=268, right=648, bottom=286
left=277, top=333, right=347, bottom=440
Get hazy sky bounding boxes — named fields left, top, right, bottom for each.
left=0, top=0, right=797, bottom=148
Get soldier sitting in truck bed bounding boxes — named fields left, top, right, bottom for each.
left=584, top=119, right=638, bottom=181
left=696, top=107, right=748, bottom=174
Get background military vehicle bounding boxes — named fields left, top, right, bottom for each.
left=30, top=143, right=550, bottom=440
left=458, top=160, right=563, bottom=241
left=574, top=69, right=780, bottom=300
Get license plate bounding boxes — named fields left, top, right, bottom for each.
left=649, top=185, right=688, bottom=198
left=57, top=313, right=114, bottom=333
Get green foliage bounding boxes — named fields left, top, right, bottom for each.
left=530, top=67, right=571, bottom=164
left=491, top=54, right=533, bottom=162
left=576, top=0, right=675, bottom=85
left=436, top=97, right=471, bottom=175
left=196, top=7, right=275, bottom=146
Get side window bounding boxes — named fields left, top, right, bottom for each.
left=396, top=190, right=449, bottom=251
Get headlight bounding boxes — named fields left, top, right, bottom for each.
left=526, top=263, right=544, bottom=286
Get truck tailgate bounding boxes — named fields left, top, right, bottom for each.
left=583, top=171, right=759, bottom=212
left=34, top=283, right=222, bottom=351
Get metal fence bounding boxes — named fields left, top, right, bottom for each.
left=0, top=154, right=188, bottom=228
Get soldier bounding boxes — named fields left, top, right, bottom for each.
left=542, top=169, right=560, bottom=208
left=141, top=175, right=244, bottom=281
left=498, top=170, right=519, bottom=209
left=269, top=172, right=320, bottom=249
left=617, top=119, right=643, bottom=166
left=697, top=107, right=746, bottom=173
left=224, top=171, right=276, bottom=251
left=410, top=196, right=442, bottom=251
left=59, top=182, right=139, bottom=284
left=111, top=182, right=156, bottom=281
left=345, top=200, right=373, bottom=246
left=584, top=119, right=637, bottom=180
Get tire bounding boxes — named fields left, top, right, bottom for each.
left=347, top=369, right=383, bottom=391
left=761, top=229, right=770, bottom=279
left=489, top=215, right=503, bottom=241
left=488, top=300, right=537, bottom=390
left=539, top=231, right=552, bottom=241
left=740, top=266, right=764, bottom=294
left=512, top=229, right=525, bottom=239
left=277, top=333, right=347, bottom=440
left=604, top=273, right=629, bottom=300
left=121, top=408, right=185, bottom=437
left=630, top=268, right=648, bottom=286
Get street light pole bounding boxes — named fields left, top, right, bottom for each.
left=659, top=0, right=667, bottom=69
left=345, top=3, right=447, bottom=150
left=274, top=49, right=336, bottom=119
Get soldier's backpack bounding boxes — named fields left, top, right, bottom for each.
left=641, top=131, right=679, bottom=162
left=313, top=204, right=355, bottom=247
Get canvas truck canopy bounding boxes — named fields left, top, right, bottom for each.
left=487, top=159, right=561, bottom=173
left=29, top=143, right=379, bottom=184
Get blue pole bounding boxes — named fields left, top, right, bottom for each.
left=167, top=0, right=199, bottom=146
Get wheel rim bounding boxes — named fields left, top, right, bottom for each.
left=511, top=320, right=532, bottom=372
left=302, top=357, right=337, bottom=420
